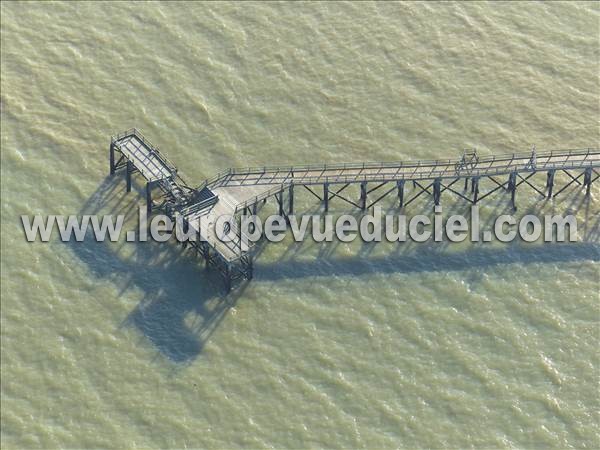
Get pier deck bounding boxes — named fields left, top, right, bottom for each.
left=109, top=128, right=599, bottom=290
left=214, top=149, right=598, bottom=187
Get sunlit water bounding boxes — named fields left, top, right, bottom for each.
left=1, top=2, right=599, bottom=448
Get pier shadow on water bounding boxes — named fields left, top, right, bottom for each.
left=66, top=176, right=599, bottom=364
left=255, top=240, right=600, bottom=283
left=65, top=176, right=248, bottom=364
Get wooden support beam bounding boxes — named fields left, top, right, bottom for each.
left=472, top=177, right=480, bottom=204
left=404, top=181, right=434, bottom=207
left=546, top=170, right=555, bottom=199
left=288, top=184, right=294, bottom=215
left=146, top=182, right=153, bottom=214
left=464, top=177, right=469, bottom=191
left=303, top=185, right=323, bottom=202
left=360, top=182, right=367, bottom=211
left=553, top=171, right=584, bottom=198
left=517, top=173, right=546, bottom=197
left=367, top=182, right=387, bottom=195
left=367, top=185, right=398, bottom=209
left=413, top=180, right=432, bottom=195
left=440, top=179, right=473, bottom=203
left=508, top=172, right=517, bottom=210
left=563, top=169, right=582, bottom=186
left=584, top=167, right=592, bottom=196
left=324, top=182, right=329, bottom=212
left=328, top=190, right=362, bottom=209
left=333, top=183, right=350, bottom=197
left=126, top=160, right=133, bottom=192
left=433, top=178, right=441, bottom=206
left=109, top=141, right=116, bottom=175
left=487, top=176, right=507, bottom=190
left=476, top=178, right=509, bottom=203
left=276, top=192, right=284, bottom=216
left=397, top=180, right=405, bottom=208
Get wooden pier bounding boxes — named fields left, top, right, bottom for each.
left=110, top=129, right=600, bottom=290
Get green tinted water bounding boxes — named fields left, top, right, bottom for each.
left=1, top=2, right=599, bottom=448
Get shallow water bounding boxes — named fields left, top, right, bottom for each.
left=1, top=2, right=599, bottom=448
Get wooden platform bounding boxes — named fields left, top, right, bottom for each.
left=112, top=130, right=175, bottom=182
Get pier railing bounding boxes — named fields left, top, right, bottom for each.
left=224, top=148, right=598, bottom=175
left=112, top=128, right=180, bottom=175
left=199, top=148, right=599, bottom=188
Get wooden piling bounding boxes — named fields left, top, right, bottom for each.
left=546, top=170, right=555, bottom=199
left=109, top=141, right=115, bottom=175
left=360, top=182, right=367, bottom=211
left=433, top=178, right=441, bottom=206
left=584, top=167, right=592, bottom=196
left=509, top=172, right=517, bottom=210
left=126, top=160, right=133, bottom=192
left=397, top=180, right=405, bottom=208
left=277, top=192, right=284, bottom=216
left=146, top=182, right=152, bottom=214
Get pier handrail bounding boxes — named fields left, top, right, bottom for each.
left=224, top=147, right=599, bottom=176
left=112, top=128, right=179, bottom=174
left=201, top=148, right=598, bottom=186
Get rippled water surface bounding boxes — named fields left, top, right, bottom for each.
left=1, top=2, right=599, bottom=448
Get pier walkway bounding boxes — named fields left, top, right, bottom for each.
left=110, top=129, right=599, bottom=290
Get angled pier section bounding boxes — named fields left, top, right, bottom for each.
left=110, top=129, right=600, bottom=291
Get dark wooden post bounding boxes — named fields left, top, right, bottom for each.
left=237, top=213, right=243, bottom=252
left=433, top=178, right=441, bottom=206
left=464, top=177, right=469, bottom=191
left=277, top=192, right=284, bottom=217
left=324, top=183, right=329, bottom=212
left=146, top=182, right=153, bottom=214
left=473, top=177, right=479, bottom=204
left=288, top=184, right=294, bottom=215
left=508, top=172, right=517, bottom=210
left=180, top=216, right=188, bottom=249
left=397, top=180, right=405, bottom=208
left=584, top=167, right=592, bottom=196
left=360, top=182, right=367, bottom=211
left=126, top=160, right=133, bottom=192
left=546, top=170, right=555, bottom=199
left=109, top=141, right=115, bottom=175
